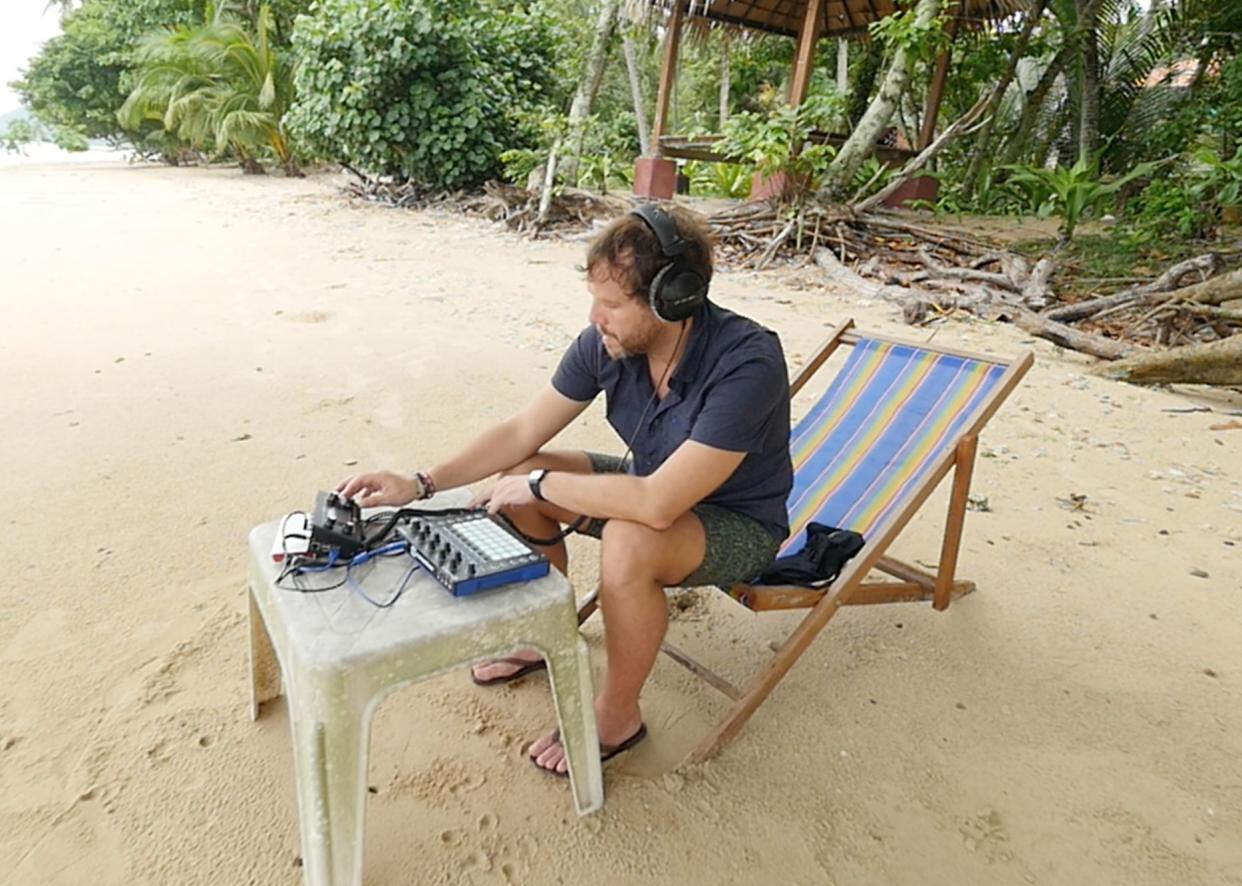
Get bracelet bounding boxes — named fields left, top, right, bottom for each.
left=414, top=471, right=436, bottom=501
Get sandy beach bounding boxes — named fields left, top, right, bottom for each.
left=1, top=162, right=1239, bottom=885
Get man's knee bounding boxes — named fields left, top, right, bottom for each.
left=599, top=519, right=664, bottom=588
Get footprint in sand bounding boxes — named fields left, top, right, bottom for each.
left=477, top=812, right=497, bottom=833
left=460, top=849, right=492, bottom=874
left=438, top=828, right=465, bottom=847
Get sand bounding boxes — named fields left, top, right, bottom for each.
left=1, top=162, right=1239, bottom=886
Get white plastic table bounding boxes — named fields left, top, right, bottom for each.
left=246, top=492, right=603, bottom=886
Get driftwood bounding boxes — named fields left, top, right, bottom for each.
left=1095, top=334, right=1242, bottom=385
left=1010, top=308, right=1135, bottom=360
left=1044, top=255, right=1225, bottom=321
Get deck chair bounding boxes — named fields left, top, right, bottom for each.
left=577, top=318, right=1033, bottom=764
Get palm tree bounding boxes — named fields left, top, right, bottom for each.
left=118, top=3, right=300, bottom=175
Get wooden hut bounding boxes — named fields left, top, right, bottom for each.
left=632, top=0, right=1028, bottom=199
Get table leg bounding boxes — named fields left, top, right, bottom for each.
left=248, top=588, right=282, bottom=721
left=289, top=694, right=371, bottom=886
left=544, top=639, right=604, bottom=816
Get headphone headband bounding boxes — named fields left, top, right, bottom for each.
left=630, top=203, right=687, bottom=258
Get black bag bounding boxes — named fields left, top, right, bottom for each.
left=755, top=522, right=865, bottom=588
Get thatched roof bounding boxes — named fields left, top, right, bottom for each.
left=634, top=0, right=1030, bottom=40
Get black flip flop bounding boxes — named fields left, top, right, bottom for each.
left=469, top=656, right=547, bottom=687
left=530, top=723, right=649, bottom=778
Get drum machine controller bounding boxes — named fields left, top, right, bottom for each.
left=400, top=512, right=550, bottom=596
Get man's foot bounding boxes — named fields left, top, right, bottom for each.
left=528, top=703, right=646, bottom=776
left=470, top=650, right=545, bottom=686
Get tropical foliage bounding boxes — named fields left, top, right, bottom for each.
left=7, top=0, right=1238, bottom=248
left=287, top=0, right=566, bottom=189
left=118, top=3, right=299, bottom=173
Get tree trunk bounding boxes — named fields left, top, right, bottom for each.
left=853, top=94, right=989, bottom=212
left=1075, top=0, right=1102, bottom=164
left=837, top=38, right=849, bottom=97
left=819, top=0, right=942, bottom=201
left=1096, top=335, right=1242, bottom=386
left=719, top=31, right=731, bottom=130
left=562, top=0, right=621, bottom=186
left=961, top=0, right=1048, bottom=198
left=622, top=34, right=651, bottom=156
left=999, top=42, right=1071, bottom=167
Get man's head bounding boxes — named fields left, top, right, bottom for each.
left=584, top=205, right=714, bottom=359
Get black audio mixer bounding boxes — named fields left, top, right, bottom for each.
left=399, top=512, right=550, bottom=596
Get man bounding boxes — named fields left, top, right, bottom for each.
left=338, top=205, right=792, bottom=776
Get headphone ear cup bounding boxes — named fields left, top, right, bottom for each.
left=651, top=264, right=707, bottom=322
left=648, top=263, right=674, bottom=321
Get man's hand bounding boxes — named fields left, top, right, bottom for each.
left=478, top=474, right=536, bottom=514
left=336, top=471, right=422, bottom=508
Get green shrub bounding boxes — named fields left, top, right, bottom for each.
left=1, top=119, right=43, bottom=154
left=717, top=91, right=845, bottom=196
left=287, top=0, right=565, bottom=189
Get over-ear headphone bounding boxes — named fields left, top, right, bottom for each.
left=629, top=204, right=709, bottom=323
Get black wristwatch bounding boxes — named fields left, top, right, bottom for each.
left=528, top=468, right=549, bottom=502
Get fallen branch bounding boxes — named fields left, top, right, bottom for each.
left=914, top=247, right=1018, bottom=290
left=1020, top=257, right=1056, bottom=310
left=1095, top=334, right=1242, bottom=385
left=1010, top=307, right=1136, bottom=360
left=1043, top=254, right=1224, bottom=321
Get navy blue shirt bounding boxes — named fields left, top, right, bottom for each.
left=552, top=301, right=793, bottom=541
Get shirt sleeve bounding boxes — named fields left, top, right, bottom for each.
left=689, top=342, right=788, bottom=454
left=551, top=326, right=603, bottom=402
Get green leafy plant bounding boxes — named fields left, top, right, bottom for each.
left=287, top=0, right=564, bottom=190
left=868, top=5, right=950, bottom=65
left=1, top=118, right=43, bottom=154
left=51, top=126, right=91, bottom=152
left=1004, top=156, right=1160, bottom=242
left=718, top=91, right=844, bottom=199
left=119, top=3, right=300, bottom=173
left=1191, top=146, right=1242, bottom=214
left=1126, top=178, right=1211, bottom=241
left=684, top=160, right=751, bottom=199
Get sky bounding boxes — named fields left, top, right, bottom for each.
left=1, top=4, right=63, bottom=115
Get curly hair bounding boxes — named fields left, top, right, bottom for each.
left=584, top=205, right=714, bottom=300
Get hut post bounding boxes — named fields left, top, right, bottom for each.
left=918, top=0, right=965, bottom=149
left=634, top=1, right=686, bottom=198
left=788, top=0, right=826, bottom=107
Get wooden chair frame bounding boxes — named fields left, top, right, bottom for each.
left=576, top=319, right=1033, bottom=764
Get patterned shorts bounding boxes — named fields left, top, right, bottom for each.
left=576, top=452, right=781, bottom=588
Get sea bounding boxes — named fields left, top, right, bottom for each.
left=0, top=140, right=132, bottom=168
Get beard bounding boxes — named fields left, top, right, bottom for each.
left=599, top=320, right=659, bottom=360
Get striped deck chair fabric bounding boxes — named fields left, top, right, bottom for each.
left=782, top=337, right=1010, bottom=554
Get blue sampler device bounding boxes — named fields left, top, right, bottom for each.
left=399, top=512, right=550, bottom=596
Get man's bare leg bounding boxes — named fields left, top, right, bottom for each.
left=470, top=450, right=594, bottom=683
left=529, top=512, right=706, bottom=774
